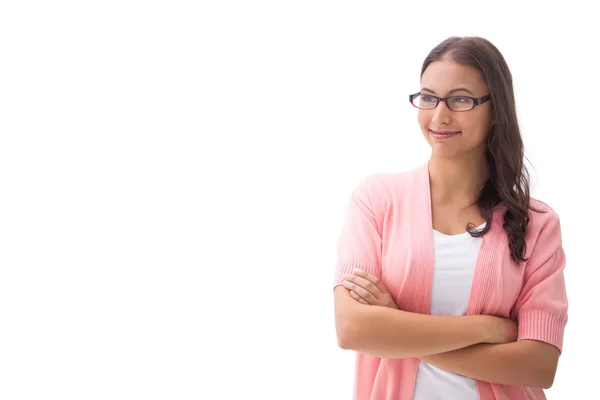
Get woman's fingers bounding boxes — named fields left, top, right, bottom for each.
left=352, top=269, right=388, bottom=295
left=342, top=279, right=377, bottom=304
left=348, top=289, right=370, bottom=304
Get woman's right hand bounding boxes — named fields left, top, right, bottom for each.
left=478, top=315, right=518, bottom=344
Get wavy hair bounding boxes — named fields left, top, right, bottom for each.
left=421, top=36, right=545, bottom=263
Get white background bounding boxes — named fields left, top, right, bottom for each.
left=1, top=1, right=597, bottom=399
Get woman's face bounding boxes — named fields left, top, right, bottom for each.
left=418, top=59, right=494, bottom=160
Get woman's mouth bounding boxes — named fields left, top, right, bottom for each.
left=430, top=130, right=461, bottom=140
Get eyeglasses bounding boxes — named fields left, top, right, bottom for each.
left=409, top=92, right=491, bottom=112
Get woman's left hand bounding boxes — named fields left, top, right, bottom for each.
left=342, top=269, right=399, bottom=309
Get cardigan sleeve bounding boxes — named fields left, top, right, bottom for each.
left=513, top=210, right=568, bottom=354
left=333, top=176, right=383, bottom=289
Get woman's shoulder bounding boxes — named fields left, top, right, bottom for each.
left=495, top=196, right=561, bottom=229
left=349, top=171, right=414, bottom=216
left=528, top=197, right=561, bottom=230
left=354, top=165, right=423, bottom=199
left=521, top=197, right=563, bottom=260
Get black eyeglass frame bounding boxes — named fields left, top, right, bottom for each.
left=409, top=92, right=492, bottom=112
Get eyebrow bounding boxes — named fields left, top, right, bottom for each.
left=421, top=87, right=475, bottom=96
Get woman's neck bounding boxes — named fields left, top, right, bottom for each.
left=428, top=155, right=489, bottom=205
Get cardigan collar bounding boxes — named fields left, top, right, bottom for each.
left=401, top=162, right=508, bottom=315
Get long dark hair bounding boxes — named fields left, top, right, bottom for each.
left=421, top=36, right=545, bottom=263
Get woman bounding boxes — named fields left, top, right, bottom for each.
left=333, top=36, right=568, bottom=400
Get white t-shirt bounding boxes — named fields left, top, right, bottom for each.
left=412, top=223, right=485, bottom=400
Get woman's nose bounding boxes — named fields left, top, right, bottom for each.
left=431, top=100, right=452, bottom=125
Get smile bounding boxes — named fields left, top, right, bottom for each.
left=430, top=130, right=461, bottom=139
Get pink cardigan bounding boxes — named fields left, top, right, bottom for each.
left=333, top=162, right=568, bottom=400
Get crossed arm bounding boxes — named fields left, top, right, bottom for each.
left=334, top=285, right=560, bottom=389
left=334, top=176, right=566, bottom=389
left=419, top=340, right=559, bottom=388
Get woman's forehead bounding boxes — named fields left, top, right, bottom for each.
left=421, top=60, right=487, bottom=94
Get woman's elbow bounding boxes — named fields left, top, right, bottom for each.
left=540, top=367, right=557, bottom=389
left=336, top=322, right=354, bottom=349
left=528, top=360, right=557, bottom=389
left=334, top=286, right=362, bottom=349
left=336, top=310, right=360, bottom=349
left=538, top=346, right=560, bottom=389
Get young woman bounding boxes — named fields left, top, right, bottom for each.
left=333, top=36, right=568, bottom=400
